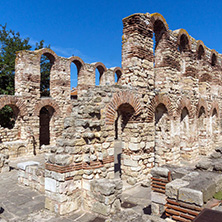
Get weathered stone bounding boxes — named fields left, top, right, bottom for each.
left=166, top=179, right=189, bottom=200
left=151, top=167, right=169, bottom=178
left=151, top=191, right=167, bottom=205
left=178, top=187, right=203, bottom=206
left=17, top=161, right=39, bottom=170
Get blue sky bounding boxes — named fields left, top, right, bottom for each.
left=1, top=0, right=222, bottom=86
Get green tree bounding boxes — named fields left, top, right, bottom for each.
left=0, top=24, right=50, bottom=128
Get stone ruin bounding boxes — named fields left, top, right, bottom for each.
left=1, top=11, right=222, bottom=220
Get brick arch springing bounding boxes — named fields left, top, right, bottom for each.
left=36, top=48, right=58, bottom=62
left=197, top=98, right=208, bottom=117
left=176, top=29, right=191, bottom=51
left=33, top=98, right=61, bottom=117
left=150, top=13, right=169, bottom=30
left=196, top=40, right=205, bottom=60
left=210, top=101, right=219, bottom=117
left=147, top=94, right=174, bottom=122
left=210, top=49, right=218, bottom=66
left=176, top=97, right=193, bottom=118
left=106, top=91, right=142, bottom=125
left=150, top=13, right=169, bottom=51
left=0, top=96, right=27, bottom=116
left=111, top=67, right=123, bottom=83
left=91, top=62, right=107, bottom=85
left=68, top=56, right=85, bottom=77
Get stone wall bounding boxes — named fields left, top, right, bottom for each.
left=1, top=10, right=222, bottom=217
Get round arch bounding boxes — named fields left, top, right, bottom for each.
left=106, top=91, right=142, bottom=125
left=147, top=94, right=174, bottom=122
left=33, top=98, right=61, bottom=117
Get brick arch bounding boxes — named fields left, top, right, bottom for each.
left=210, top=101, right=219, bottom=117
left=210, top=49, right=218, bottom=66
left=34, top=98, right=61, bottom=117
left=176, top=97, right=193, bottom=118
left=106, top=91, right=142, bottom=125
left=147, top=94, right=174, bottom=122
left=36, top=48, right=58, bottom=62
left=197, top=98, right=208, bottom=117
left=150, top=13, right=169, bottom=30
left=110, top=67, right=123, bottom=83
left=196, top=40, right=205, bottom=58
left=176, top=29, right=191, bottom=51
left=0, top=96, right=27, bottom=116
left=92, top=62, right=107, bottom=73
left=68, top=56, right=85, bottom=74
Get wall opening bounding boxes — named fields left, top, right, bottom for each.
left=180, top=107, right=190, bottom=160
left=39, top=105, right=55, bottom=147
left=0, top=105, right=19, bottom=129
left=179, top=34, right=189, bottom=53
left=40, top=53, right=55, bottom=97
left=70, top=60, right=82, bottom=99
left=211, top=108, right=219, bottom=144
left=114, top=103, right=135, bottom=178
left=197, top=45, right=205, bottom=60
left=198, top=106, right=207, bottom=155
left=115, top=70, right=122, bottom=84
left=95, top=66, right=105, bottom=86
left=155, top=103, right=170, bottom=165
left=153, top=20, right=166, bottom=68
left=211, top=53, right=217, bottom=66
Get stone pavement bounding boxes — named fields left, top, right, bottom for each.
left=0, top=165, right=152, bottom=222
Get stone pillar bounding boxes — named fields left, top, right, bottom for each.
left=87, top=178, right=122, bottom=217
left=121, top=13, right=154, bottom=90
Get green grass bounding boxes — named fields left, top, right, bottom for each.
left=213, top=191, right=222, bottom=200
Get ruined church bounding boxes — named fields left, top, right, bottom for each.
left=0, top=12, right=221, bottom=217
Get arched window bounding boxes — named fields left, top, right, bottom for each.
left=115, top=70, right=122, bottom=84
left=40, top=53, right=55, bottom=97
left=0, top=105, right=19, bottom=129
left=70, top=60, right=82, bottom=99
left=180, top=107, right=189, bottom=133
left=95, top=65, right=105, bottom=86
left=39, top=105, right=55, bottom=146
left=179, top=34, right=189, bottom=53
left=197, top=45, right=205, bottom=60
left=211, top=53, right=217, bottom=66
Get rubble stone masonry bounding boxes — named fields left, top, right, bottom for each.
left=1, top=12, right=222, bottom=215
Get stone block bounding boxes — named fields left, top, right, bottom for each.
left=123, top=158, right=138, bottom=167
left=129, top=143, right=140, bottom=151
left=151, top=167, right=169, bottom=178
left=59, top=199, right=80, bottom=215
left=92, top=201, right=110, bottom=216
left=178, top=187, right=203, bottom=206
left=151, top=191, right=166, bottom=205
left=213, top=174, right=222, bottom=192
left=45, top=177, right=57, bottom=192
left=17, top=161, right=39, bottom=170
left=165, top=179, right=189, bottom=200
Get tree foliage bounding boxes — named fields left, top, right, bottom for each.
left=0, top=24, right=50, bottom=128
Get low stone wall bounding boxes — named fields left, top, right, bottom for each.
left=85, top=179, right=122, bottom=217
left=17, top=161, right=45, bottom=193
left=0, top=140, right=32, bottom=159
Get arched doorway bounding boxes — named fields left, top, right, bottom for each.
left=114, top=103, right=135, bottom=178
left=154, top=103, right=170, bottom=166
left=39, top=105, right=55, bottom=147
left=198, top=106, right=207, bottom=155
